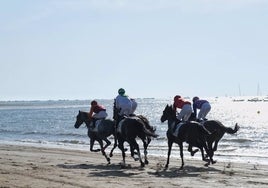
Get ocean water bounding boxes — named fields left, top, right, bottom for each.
left=0, top=97, right=267, bottom=165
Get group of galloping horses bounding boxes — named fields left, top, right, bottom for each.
left=74, top=103, right=239, bottom=169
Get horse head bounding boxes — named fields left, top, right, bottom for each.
left=74, top=111, right=88, bottom=129
left=160, top=104, right=176, bottom=123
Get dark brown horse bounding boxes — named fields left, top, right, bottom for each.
left=113, top=100, right=158, bottom=167
left=116, top=115, right=158, bottom=167
left=160, top=105, right=215, bottom=169
left=189, top=113, right=240, bottom=159
left=74, top=111, right=117, bottom=164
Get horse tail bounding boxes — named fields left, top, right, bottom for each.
left=143, top=127, right=159, bottom=138
left=225, top=123, right=240, bottom=134
left=136, top=115, right=158, bottom=138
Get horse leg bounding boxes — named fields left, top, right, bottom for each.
left=200, top=146, right=210, bottom=166
left=178, top=142, right=184, bottom=170
left=102, top=137, right=111, bottom=151
left=98, top=139, right=111, bottom=164
left=143, top=139, right=149, bottom=165
left=118, top=140, right=126, bottom=167
left=109, top=134, right=117, bottom=158
left=213, top=140, right=219, bottom=151
left=129, top=144, right=136, bottom=159
left=131, top=140, right=144, bottom=167
left=90, top=138, right=101, bottom=152
left=201, top=141, right=216, bottom=166
left=207, top=141, right=216, bottom=164
left=187, top=144, right=199, bottom=156
left=165, top=139, right=173, bottom=169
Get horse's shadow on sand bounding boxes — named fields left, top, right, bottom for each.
left=57, top=163, right=145, bottom=177
left=57, top=162, right=222, bottom=178
left=149, top=164, right=222, bottom=178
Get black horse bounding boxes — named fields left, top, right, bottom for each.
left=115, top=115, right=158, bottom=167
left=74, top=111, right=117, bottom=164
left=160, top=105, right=215, bottom=169
left=189, top=113, right=240, bottom=159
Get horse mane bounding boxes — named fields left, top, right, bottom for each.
left=78, top=111, right=91, bottom=127
left=167, top=104, right=177, bottom=119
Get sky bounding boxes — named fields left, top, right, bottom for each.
left=1, top=0, right=268, bottom=100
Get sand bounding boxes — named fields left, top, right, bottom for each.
left=0, top=144, right=268, bottom=188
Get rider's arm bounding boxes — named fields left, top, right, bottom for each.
left=88, top=107, right=94, bottom=119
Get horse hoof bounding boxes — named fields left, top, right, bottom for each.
left=164, top=164, right=169, bottom=170
left=191, top=149, right=199, bottom=156
left=145, top=160, right=149, bottom=165
left=109, top=154, right=113, bottom=157
left=141, top=163, right=145, bottom=167
left=212, top=160, right=217, bottom=164
left=134, top=157, right=139, bottom=161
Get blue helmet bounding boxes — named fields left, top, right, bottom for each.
left=193, top=96, right=199, bottom=102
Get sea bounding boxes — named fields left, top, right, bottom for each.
left=1, top=97, right=268, bottom=165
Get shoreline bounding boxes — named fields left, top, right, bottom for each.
left=2, top=140, right=267, bottom=166
left=1, top=144, right=268, bottom=188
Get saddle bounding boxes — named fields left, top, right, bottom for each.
left=116, top=115, right=140, bottom=134
left=90, top=119, right=102, bottom=132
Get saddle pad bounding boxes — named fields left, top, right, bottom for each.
left=117, top=119, right=126, bottom=134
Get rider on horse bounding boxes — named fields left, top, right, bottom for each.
left=114, top=88, right=137, bottom=117
left=89, top=100, right=108, bottom=128
left=192, top=96, right=211, bottom=122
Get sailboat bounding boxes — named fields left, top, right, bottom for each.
left=233, top=84, right=245, bottom=102
left=248, top=84, right=263, bottom=102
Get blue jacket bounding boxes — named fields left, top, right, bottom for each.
left=193, top=99, right=209, bottom=117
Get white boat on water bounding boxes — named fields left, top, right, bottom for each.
left=233, top=98, right=245, bottom=102
left=248, top=97, right=263, bottom=102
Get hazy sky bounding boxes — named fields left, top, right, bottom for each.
left=1, top=0, right=268, bottom=100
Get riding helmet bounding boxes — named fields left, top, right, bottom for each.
left=91, top=100, right=97, bottom=105
left=192, top=96, right=199, bottom=102
left=118, top=88, right=125, bottom=95
left=174, top=95, right=181, bottom=101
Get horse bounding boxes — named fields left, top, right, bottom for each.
left=115, top=114, right=158, bottom=167
left=74, top=111, right=117, bottom=164
left=160, top=105, right=215, bottom=169
left=188, top=113, right=240, bottom=159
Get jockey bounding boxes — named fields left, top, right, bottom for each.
left=89, top=100, right=108, bottom=128
left=115, top=88, right=137, bottom=117
left=173, top=95, right=192, bottom=122
left=192, top=96, right=211, bottom=121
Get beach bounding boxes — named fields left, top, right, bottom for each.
left=1, top=144, right=268, bottom=188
